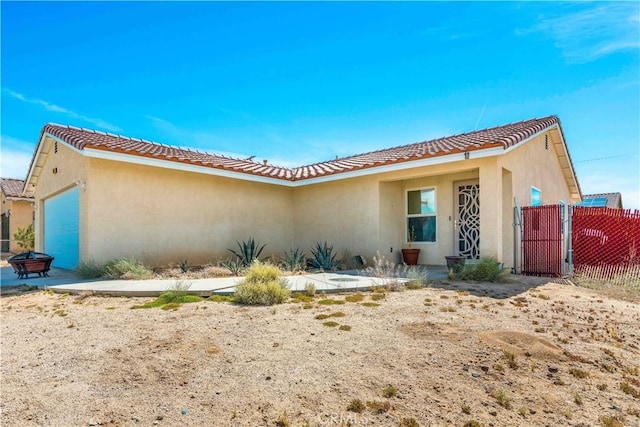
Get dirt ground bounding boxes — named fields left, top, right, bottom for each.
left=1, top=277, right=639, bottom=427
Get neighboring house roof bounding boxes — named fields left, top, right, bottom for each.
left=1, top=178, right=33, bottom=200
left=24, top=115, right=581, bottom=196
left=579, top=192, right=623, bottom=209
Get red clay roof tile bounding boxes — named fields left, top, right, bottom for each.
left=1, top=178, right=33, bottom=198
left=39, top=115, right=560, bottom=182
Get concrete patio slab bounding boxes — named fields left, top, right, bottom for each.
left=1, top=265, right=450, bottom=297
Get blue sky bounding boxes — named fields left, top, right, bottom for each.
left=2, top=1, right=639, bottom=209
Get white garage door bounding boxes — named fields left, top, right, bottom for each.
left=44, top=187, right=80, bottom=270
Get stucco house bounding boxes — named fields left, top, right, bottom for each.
left=578, top=192, right=623, bottom=209
left=22, top=115, right=581, bottom=270
left=1, top=178, right=35, bottom=253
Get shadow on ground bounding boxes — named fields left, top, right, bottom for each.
left=1, top=266, right=96, bottom=296
left=427, top=274, right=563, bottom=299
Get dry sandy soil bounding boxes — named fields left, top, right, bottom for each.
left=1, top=277, right=639, bottom=427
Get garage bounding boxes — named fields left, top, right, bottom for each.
left=44, top=186, right=79, bottom=270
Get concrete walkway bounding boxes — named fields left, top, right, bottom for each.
left=1, top=265, right=450, bottom=297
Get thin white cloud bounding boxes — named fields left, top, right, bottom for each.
left=0, top=136, right=35, bottom=180
left=419, top=21, right=482, bottom=42
left=3, top=88, right=122, bottom=132
left=520, top=3, right=640, bottom=64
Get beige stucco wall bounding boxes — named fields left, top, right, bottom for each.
left=85, top=158, right=294, bottom=265
left=30, top=129, right=577, bottom=270
left=292, top=176, right=381, bottom=262
left=33, top=138, right=89, bottom=255
left=499, top=132, right=574, bottom=208
left=1, top=195, right=34, bottom=253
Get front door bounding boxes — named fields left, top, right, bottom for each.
left=454, top=180, right=480, bottom=259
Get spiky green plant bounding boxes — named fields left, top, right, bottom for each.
left=282, top=247, right=306, bottom=272
left=221, top=258, right=244, bottom=276
left=228, top=236, right=266, bottom=266
left=307, top=241, right=340, bottom=270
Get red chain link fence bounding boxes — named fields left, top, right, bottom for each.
left=521, top=205, right=563, bottom=277
left=571, top=206, right=640, bottom=287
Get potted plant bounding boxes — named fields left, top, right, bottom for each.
left=401, top=226, right=420, bottom=265
left=444, top=255, right=466, bottom=273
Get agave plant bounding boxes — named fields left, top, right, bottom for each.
left=221, top=258, right=244, bottom=276
left=228, top=236, right=266, bottom=267
left=179, top=259, right=189, bottom=274
left=281, top=248, right=306, bottom=272
left=307, top=241, right=340, bottom=271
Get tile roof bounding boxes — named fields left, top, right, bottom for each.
left=581, top=192, right=623, bottom=209
left=39, top=115, right=561, bottom=182
left=1, top=178, right=33, bottom=198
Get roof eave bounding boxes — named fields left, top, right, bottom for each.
left=83, top=148, right=298, bottom=187
left=4, top=196, right=35, bottom=202
left=548, top=123, right=582, bottom=202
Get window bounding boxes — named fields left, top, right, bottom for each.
left=407, top=188, right=436, bottom=243
left=531, top=187, right=541, bottom=207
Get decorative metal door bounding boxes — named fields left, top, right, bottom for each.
left=455, top=181, right=480, bottom=259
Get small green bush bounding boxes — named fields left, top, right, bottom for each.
left=234, top=261, right=290, bottom=305
left=76, top=260, right=105, bottom=279
left=133, top=292, right=202, bottom=309
left=14, top=224, right=35, bottom=250
left=133, top=281, right=202, bottom=309
left=103, top=258, right=153, bottom=280
left=457, top=257, right=504, bottom=282
left=405, top=266, right=427, bottom=289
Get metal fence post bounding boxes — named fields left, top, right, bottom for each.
left=567, top=204, right=573, bottom=278
left=513, top=198, right=520, bottom=274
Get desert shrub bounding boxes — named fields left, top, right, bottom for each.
left=346, top=399, right=365, bottom=413
left=491, top=389, right=511, bottom=409
left=405, top=266, right=427, bottom=289
left=282, top=248, right=306, bottom=272
left=339, top=248, right=358, bottom=270
left=14, top=224, right=35, bottom=250
left=234, top=261, right=290, bottom=305
left=103, top=258, right=153, bottom=280
left=307, top=241, right=340, bottom=270
left=76, top=260, right=105, bottom=279
left=304, top=282, right=316, bottom=296
left=179, top=259, right=189, bottom=273
left=367, top=251, right=396, bottom=278
left=228, top=236, right=266, bottom=267
left=383, top=385, right=398, bottom=398
left=457, top=257, right=504, bottom=282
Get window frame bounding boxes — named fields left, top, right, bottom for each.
left=531, top=186, right=542, bottom=207
left=406, top=187, right=437, bottom=244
